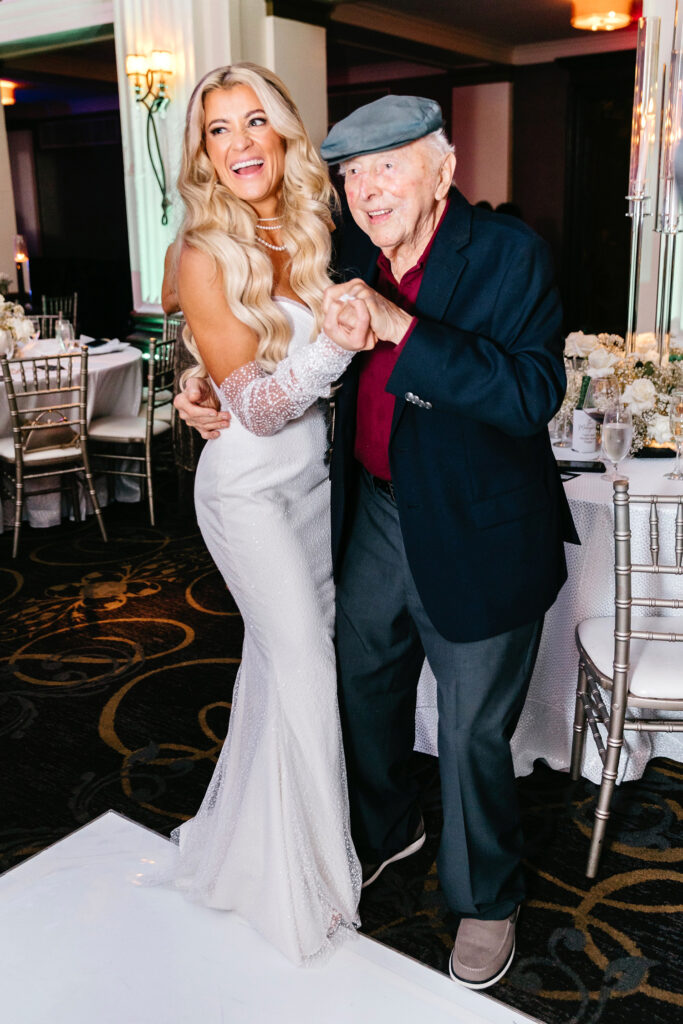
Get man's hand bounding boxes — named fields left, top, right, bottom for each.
left=322, top=288, right=377, bottom=352
left=174, top=378, right=231, bottom=440
left=324, top=279, right=413, bottom=345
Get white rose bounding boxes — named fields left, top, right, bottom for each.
left=565, top=331, right=599, bottom=357
left=586, top=346, right=620, bottom=377
left=15, top=318, right=33, bottom=341
left=649, top=412, right=673, bottom=444
left=6, top=316, right=21, bottom=334
left=623, top=378, right=657, bottom=413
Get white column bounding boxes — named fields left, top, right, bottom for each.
left=263, top=17, right=328, bottom=149
left=0, top=106, right=18, bottom=292
left=112, top=0, right=220, bottom=311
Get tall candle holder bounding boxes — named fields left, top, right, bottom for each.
left=625, top=16, right=661, bottom=358
left=655, top=49, right=683, bottom=367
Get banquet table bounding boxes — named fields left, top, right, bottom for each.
left=0, top=342, right=143, bottom=532
left=414, top=449, right=683, bottom=785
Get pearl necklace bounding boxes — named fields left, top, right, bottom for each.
left=257, top=217, right=284, bottom=231
left=256, top=236, right=287, bottom=252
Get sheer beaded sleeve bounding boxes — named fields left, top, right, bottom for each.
left=219, top=331, right=354, bottom=436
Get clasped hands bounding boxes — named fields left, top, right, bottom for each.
left=174, top=281, right=412, bottom=439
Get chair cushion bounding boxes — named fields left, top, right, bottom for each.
left=139, top=401, right=173, bottom=423
left=0, top=436, right=82, bottom=463
left=88, top=415, right=171, bottom=440
left=577, top=615, right=683, bottom=699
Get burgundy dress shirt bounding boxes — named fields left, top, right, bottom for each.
left=353, top=201, right=449, bottom=481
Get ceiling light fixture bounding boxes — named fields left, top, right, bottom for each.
left=571, top=0, right=632, bottom=32
left=0, top=80, right=17, bottom=106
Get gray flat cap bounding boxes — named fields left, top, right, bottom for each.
left=321, top=95, right=444, bottom=165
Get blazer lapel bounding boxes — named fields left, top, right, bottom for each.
left=390, top=190, right=472, bottom=440
left=414, top=189, right=471, bottom=321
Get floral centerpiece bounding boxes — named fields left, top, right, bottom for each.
left=562, top=330, right=683, bottom=454
left=0, top=296, right=34, bottom=357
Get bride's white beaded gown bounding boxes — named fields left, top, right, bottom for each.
left=170, top=298, right=361, bottom=965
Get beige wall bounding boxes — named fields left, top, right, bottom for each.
left=451, top=82, right=512, bottom=208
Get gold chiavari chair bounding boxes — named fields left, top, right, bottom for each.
left=41, top=292, right=78, bottom=336
left=88, top=337, right=174, bottom=526
left=29, top=314, right=65, bottom=339
left=0, top=349, right=107, bottom=557
left=570, top=479, right=683, bottom=876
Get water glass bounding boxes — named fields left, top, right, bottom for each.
left=664, top=388, right=683, bottom=481
left=601, top=404, right=633, bottom=482
left=55, top=318, right=75, bottom=353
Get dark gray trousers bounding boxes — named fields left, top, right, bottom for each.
left=335, top=469, right=543, bottom=920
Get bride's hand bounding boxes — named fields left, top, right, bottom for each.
left=322, top=291, right=377, bottom=352
left=174, top=378, right=231, bottom=440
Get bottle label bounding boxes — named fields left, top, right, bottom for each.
left=572, top=409, right=598, bottom=453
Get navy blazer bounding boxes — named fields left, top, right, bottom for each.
left=330, top=188, right=578, bottom=643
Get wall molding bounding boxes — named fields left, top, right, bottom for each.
left=330, top=3, right=512, bottom=65
left=0, top=0, right=113, bottom=45
left=331, top=2, right=637, bottom=67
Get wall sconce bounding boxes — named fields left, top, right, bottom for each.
left=571, top=1, right=632, bottom=32
left=14, top=234, right=29, bottom=300
left=125, top=50, right=175, bottom=225
left=1, top=80, right=17, bottom=106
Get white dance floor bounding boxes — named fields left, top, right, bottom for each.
left=0, top=812, right=542, bottom=1024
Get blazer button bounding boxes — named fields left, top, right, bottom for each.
left=424, top=401, right=433, bottom=410
left=405, top=392, right=415, bottom=403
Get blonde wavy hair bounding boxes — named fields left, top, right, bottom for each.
left=176, top=63, right=335, bottom=385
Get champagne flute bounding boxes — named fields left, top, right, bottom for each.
left=601, top=403, right=633, bottom=482
left=664, top=388, right=683, bottom=481
left=552, top=406, right=572, bottom=448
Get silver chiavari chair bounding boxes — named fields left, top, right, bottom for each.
left=0, top=349, right=107, bottom=557
left=570, top=479, right=683, bottom=876
left=88, top=337, right=174, bottom=526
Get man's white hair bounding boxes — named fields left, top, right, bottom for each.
left=422, top=128, right=455, bottom=169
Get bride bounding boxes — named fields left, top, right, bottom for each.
left=165, top=63, right=373, bottom=965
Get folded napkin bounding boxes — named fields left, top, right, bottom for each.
left=81, top=338, right=127, bottom=355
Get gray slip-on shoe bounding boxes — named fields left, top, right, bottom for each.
left=361, top=818, right=426, bottom=889
left=449, top=907, right=519, bottom=990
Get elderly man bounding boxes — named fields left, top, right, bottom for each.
left=176, top=95, right=576, bottom=989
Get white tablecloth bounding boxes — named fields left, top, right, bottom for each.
left=415, top=452, right=683, bottom=784
left=0, top=345, right=143, bottom=531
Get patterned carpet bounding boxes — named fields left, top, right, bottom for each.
left=1, top=489, right=681, bottom=1024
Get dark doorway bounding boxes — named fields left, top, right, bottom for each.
left=562, top=50, right=636, bottom=335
